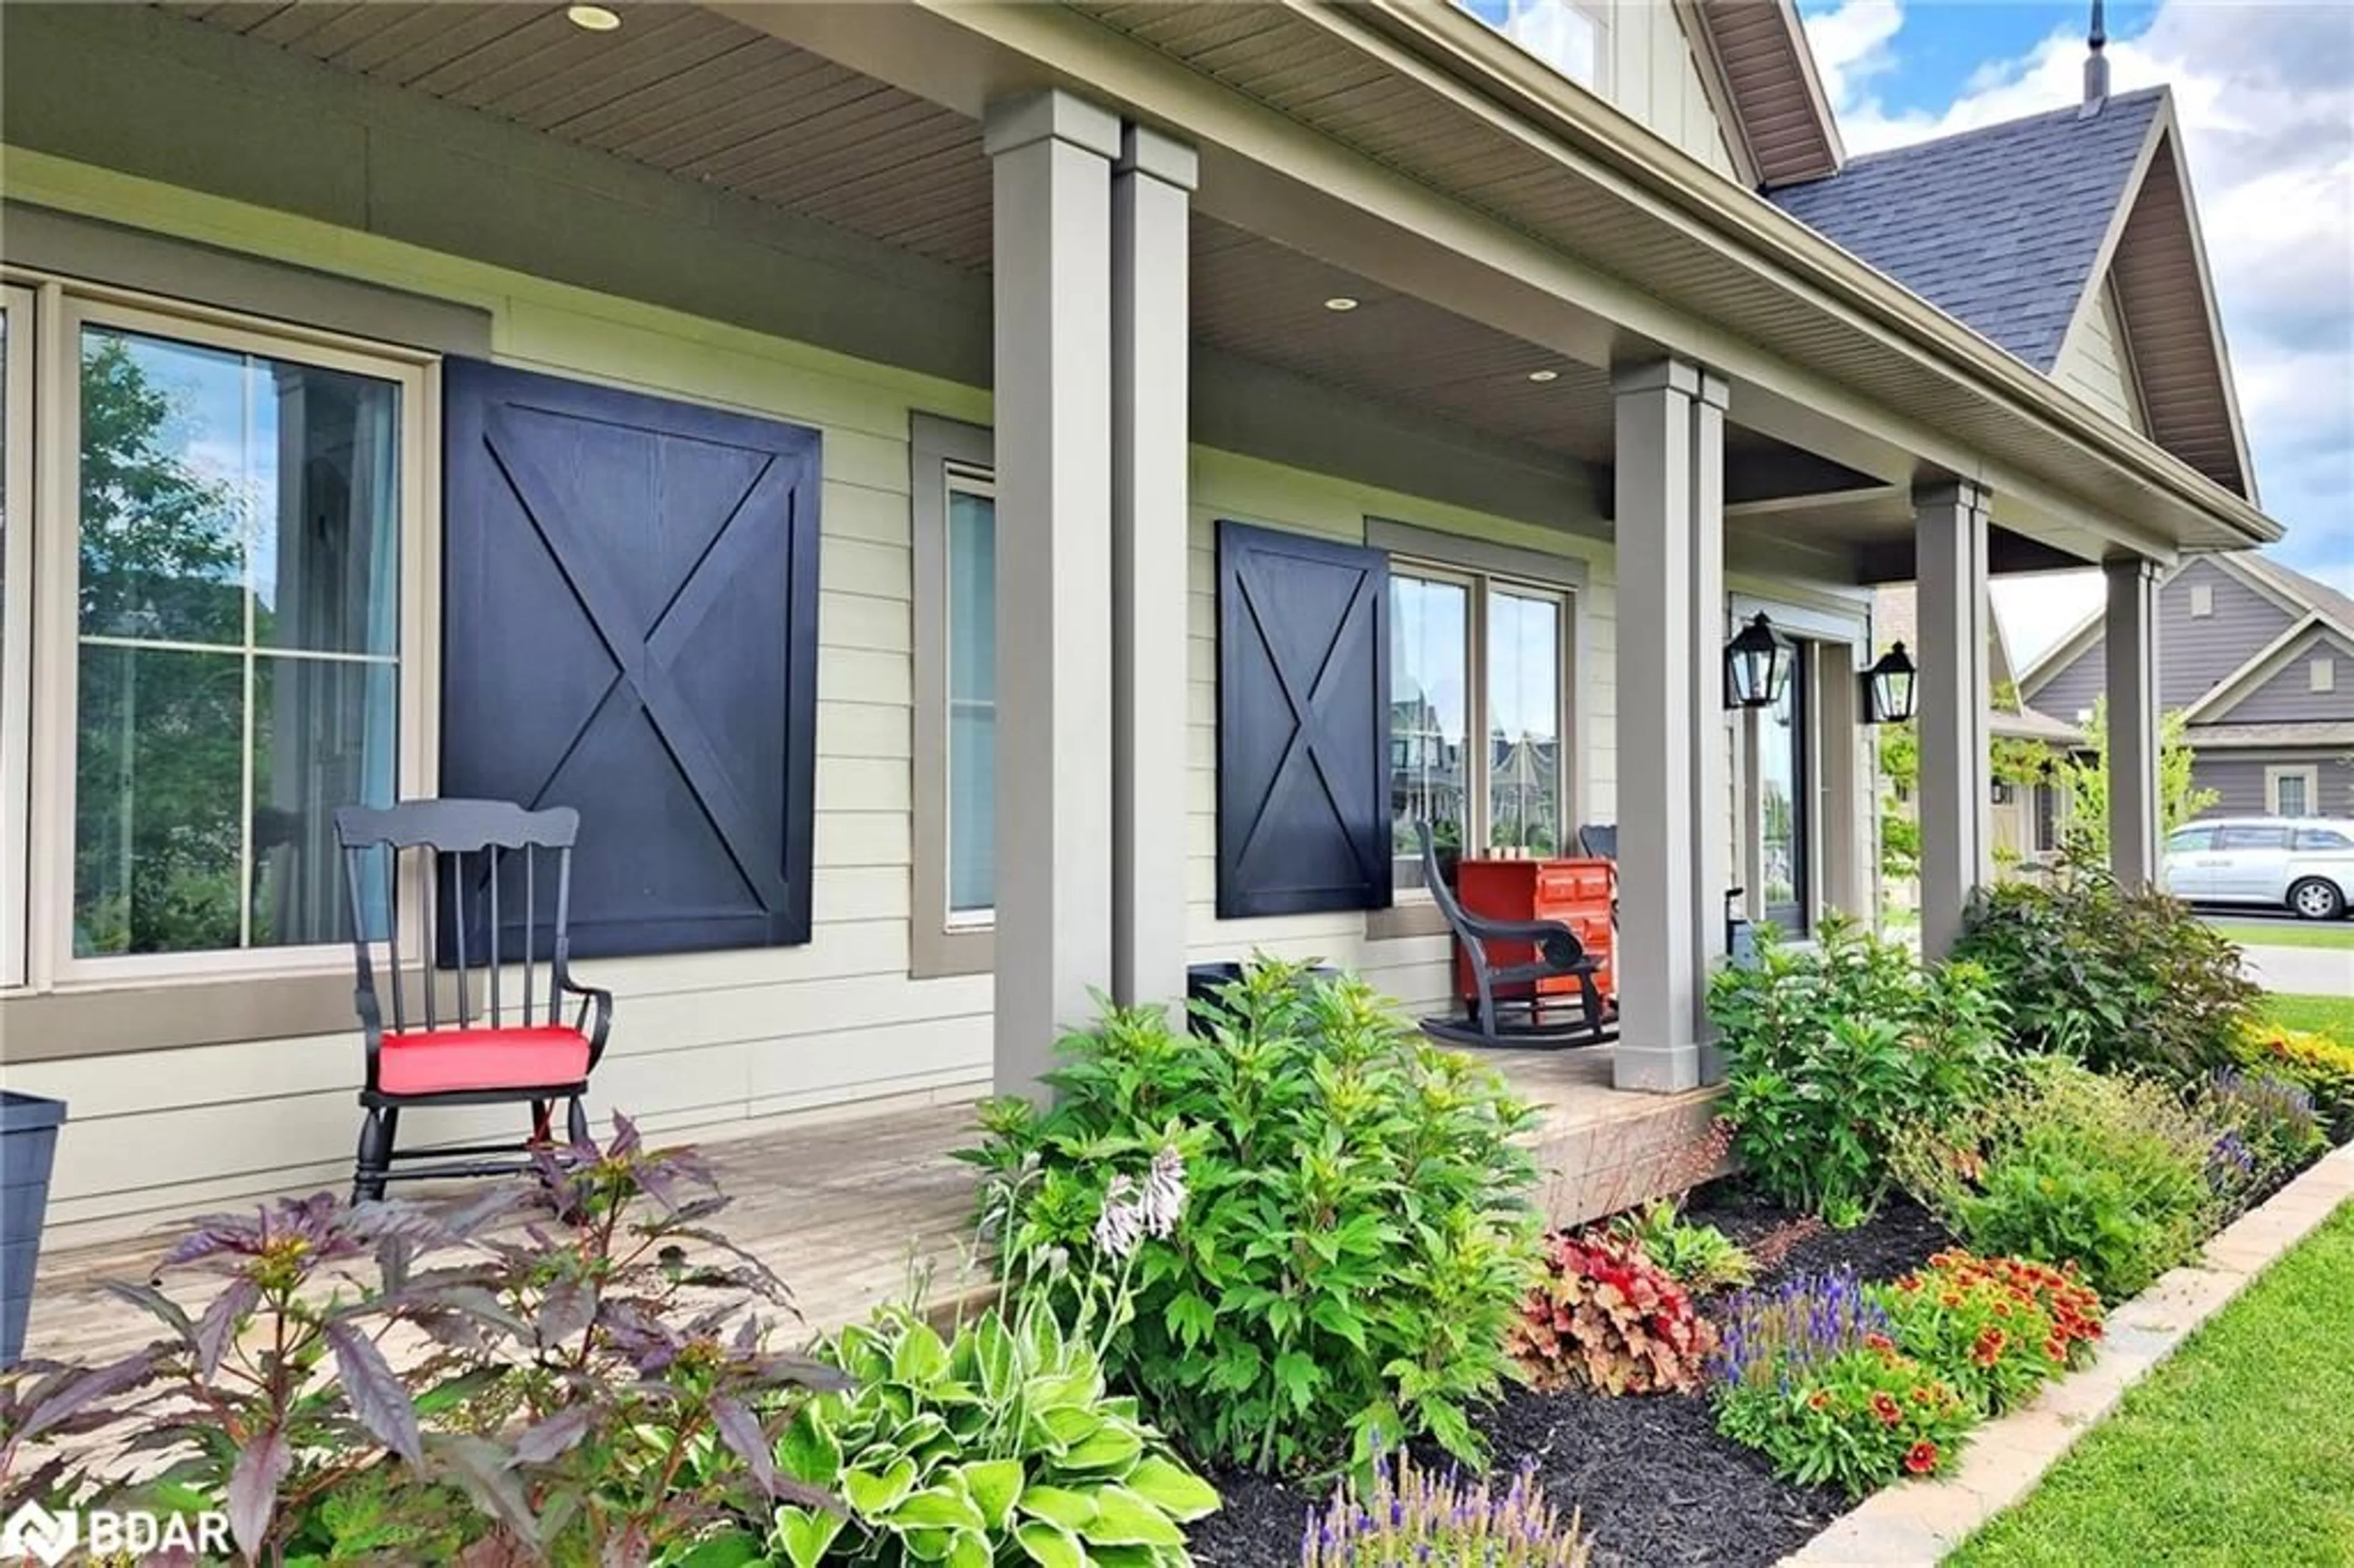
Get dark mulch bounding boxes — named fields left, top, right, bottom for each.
left=1184, top=1186, right=1955, bottom=1566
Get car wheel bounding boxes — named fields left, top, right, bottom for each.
left=2288, top=878, right=2346, bottom=921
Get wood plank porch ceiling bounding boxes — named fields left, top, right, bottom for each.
left=165, top=1, right=1642, bottom=467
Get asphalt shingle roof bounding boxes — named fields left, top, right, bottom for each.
left=1769, top=88, right=2165, bottom=371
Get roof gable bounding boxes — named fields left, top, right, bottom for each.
left=1683, top=0, right=1843, bottom=187
left=2211, top=625, right=2354, bottom=725
left=1767, top=88, right=2163, bottom=370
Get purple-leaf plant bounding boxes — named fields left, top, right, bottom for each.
left=0, top=1114, right=846, bottom=1566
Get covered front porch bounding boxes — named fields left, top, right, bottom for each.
left=24, top=1046, right=1720, bottom=1366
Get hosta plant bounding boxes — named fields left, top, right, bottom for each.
left=768, top=1154, right=1219, bottom=1568
left=0, top=1116, right=842, bottom=1567
left=1710, top=1271, right=1976, bottom=1498
left=1870, top=1252, right=2103, bottom=1415
left=964, top=960, right=1542, bottom=1474
left=1506, top=1231, right=1716, bottom=1395
left=1300, top=1444, right=1590, bottom=1567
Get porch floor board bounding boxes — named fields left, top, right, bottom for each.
left=21, top=1050, right=1723, bottom=1368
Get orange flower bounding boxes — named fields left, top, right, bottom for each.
left=1940, top=1292, right=1964, bottom=1308
left=1904, top=1441, right=1940, bottom=1475
left=1991, top=1299, right=2014, bottom=1319
left=1910, top=1385, right=1936, bottom=1406
left=2043, top=1337, right=2069, bottom=1364
left=1865, top=1332, right=1894, bottom=1352
left=1870, top=1391, right=1903, bottom=1426
left=1808, top=1389, right=1831, bottom=1410
left=1973, top=1327, right=2008, bottom=1368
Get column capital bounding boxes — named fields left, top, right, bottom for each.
left=1911, top=478, right=1992, bottom=517
left=2103, top=554, right=2165, bottom=586
left=1612, top=358, right=1729, bottom=408
left=1116, top=123, right=1199, bottom=191
left=984, top=89, right=1121, bottom=162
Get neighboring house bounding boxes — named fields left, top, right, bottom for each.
left=0, top=1, right=2281, bottom=1243
left=2021, top=554, right=2354, bottom=820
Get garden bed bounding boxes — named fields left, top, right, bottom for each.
left=1187, top=1183, right=1958, bottom=1568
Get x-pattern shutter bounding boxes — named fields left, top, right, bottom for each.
left=442, top=359, right=820, bottom=958
left=1216, top=521, right=1392, bottom=917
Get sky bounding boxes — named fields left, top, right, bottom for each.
left=1792, top=0, right=2354, bottom=665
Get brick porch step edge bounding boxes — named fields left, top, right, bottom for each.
left=1783, top=1139, right=2354, bottom=1567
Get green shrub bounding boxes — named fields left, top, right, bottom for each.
left=964, top=960, right=1542, bottom=1474
left=1957, top=870, right=2258, bottom=1081
left=774, top=1303, right=1217, bottom=1568
left=1611, top=1199, right=1754, bottom=1292
left=1710, top=916, right=2008, bottom=1225
left=1893, top=1057, right=2229, bottom=1300
left=2232, top=1018, right=2354, bottom=1140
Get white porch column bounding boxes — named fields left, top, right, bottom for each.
left=986, top=91, right=1118, bottom=1097
left=2105, top=557, right=2163, bottom=889
left=1914, top=481, right=1993, bottom=961
left=1110, top=124, right=1195, bottom=1012
left=1613, top=359, right=1727, bottom=1094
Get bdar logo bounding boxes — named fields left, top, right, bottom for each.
left=0, top=1501, right=76, bottom=1567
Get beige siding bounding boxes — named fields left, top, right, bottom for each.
left=2054, top=278, right=2148, bottom=435
left=1, top=147, right=999, bottom=1247
left=1181, top=449, right=1615, bottom=1014
left=1606, top=3, right=1740, bottom=178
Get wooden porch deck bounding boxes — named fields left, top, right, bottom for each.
left=23, top=1048, right=1722, bottom=1367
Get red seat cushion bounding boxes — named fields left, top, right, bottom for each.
left=376, top=1026, right=592, bottom=1097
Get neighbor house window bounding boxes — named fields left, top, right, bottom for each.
left=1388, top=562, right=1572, bottom=886
left=1458, top=0, right=1610, bottom=91
left=4, top=286, right=429, bottom=989
left=2188, top=582, right=2214, bottom=617
left=2267, top=765, right=2318, bottom=819
left=2033, top=781, right=2060, bottom=853
left=2311, top=657, right=2336, bottom=695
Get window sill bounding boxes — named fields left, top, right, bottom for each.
left=1365, top=900, right=1451, bottom=942
left=1, top=969, right=479, bottom=1062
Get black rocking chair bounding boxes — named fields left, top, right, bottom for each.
left=335, top=800, right=613, bottom=1201
left=1414, top=821, right=1617, bottom=1051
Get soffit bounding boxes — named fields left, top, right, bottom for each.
left=2110, top=134, right=2250, bottom=497
left=1686, top=0, right=1842, bottom=186
left=163, top=1, right=997, bottom=272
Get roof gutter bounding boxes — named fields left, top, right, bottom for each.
left=1344, top=1, right=2280, bottom=549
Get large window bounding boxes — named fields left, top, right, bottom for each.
left=1388, top=561, right=1572, bottom=886
left=3, top=284, right=429, bottom=989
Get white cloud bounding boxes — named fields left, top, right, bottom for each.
left=1804, top=0, right=2354, bottom=597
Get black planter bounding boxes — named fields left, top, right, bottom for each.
left=1, top=1091, right=66, bottom=1368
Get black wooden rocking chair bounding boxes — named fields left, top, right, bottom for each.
left=335, top=800, right=613, bottom=1201
left=1414, top=821, right=1617, bottom=1051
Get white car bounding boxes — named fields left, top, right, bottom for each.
left=2162, top=817, right=2354, bottom=921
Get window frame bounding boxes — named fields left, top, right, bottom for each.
left=1384, top=554, right=1577, bottom=894
left=908, top=412, right=996, bottom=980
left=17, top=283, right=436, bottom=992
left=2266, top=764, right=2320, bottom=821
left=1, top=284, right=34, bottom=989
left=2310, top=656, right=2336, bottom=695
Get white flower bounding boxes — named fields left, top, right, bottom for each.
left=1141, top=1146, right=1189, bottom=1239
left=1094, top=1175, right=1145, bottom=1260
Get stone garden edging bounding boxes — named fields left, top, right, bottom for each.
left=1783, top=1140, right=2354, bottom=1567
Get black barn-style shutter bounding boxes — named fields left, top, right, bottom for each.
left=441, top=359, right=821, bottom=959
left=1216, top=521, right=1392, bottom=918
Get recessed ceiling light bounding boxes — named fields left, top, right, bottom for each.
left=1527, top=369, right=1561, bottom=383
left=1322, top=296, right=1360, bottom=313
left=566, top=4, right=622, bottom=31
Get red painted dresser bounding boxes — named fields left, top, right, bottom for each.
left=1452, top=857, right=1617, bottom=1005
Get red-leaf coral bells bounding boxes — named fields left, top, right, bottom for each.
left=1507, top=1231, right=1717, bottom=1395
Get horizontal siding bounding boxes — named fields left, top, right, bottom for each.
left=2192, top=751, right=2354, bottom=819
left=0, top=142, right=997, bottom=1247
left=2163, top=559, right=2296, bottom=712
left=2054, top=279, right=2146, bottom=434
left=2216, top=627, right=2354, bottom=725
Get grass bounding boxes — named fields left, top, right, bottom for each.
left=2212, top=919, right=2354, bottom=952
left=1949, top=1201, right=2354, bottom=1567
left=2261, top=993, right=2354, bottom=1038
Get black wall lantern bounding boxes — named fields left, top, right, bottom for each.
left=1861, top=642, right=1918, bottom=725
left=1724, top=613, right=1792, bottom=709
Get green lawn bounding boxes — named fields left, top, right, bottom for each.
left=2262, top=993, right=2354, bottom=1038
left=1948, top=1202, right=2354, bottom=1567
left=2213, top=919, right=2354, bottom=953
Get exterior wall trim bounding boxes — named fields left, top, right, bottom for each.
left=908, top=411, right=997, bottom=980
